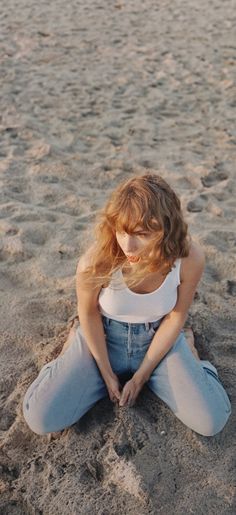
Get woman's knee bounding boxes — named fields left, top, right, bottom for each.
left=196, top=390, right=232, bottom=436
left=183, top=406, right=232, bottom=437
left=194, top=416, right=230, bottom=437
left=23, top=391, right=51, bottom=435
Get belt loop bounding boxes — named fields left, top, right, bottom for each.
left=145, top=322, right=149, bottom=330
left=105, top=316, right=111, bottom=326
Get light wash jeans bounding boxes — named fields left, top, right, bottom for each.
left=23, top=316, right=231, bottom=436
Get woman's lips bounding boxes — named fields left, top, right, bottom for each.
left=126, top=255, right=140, bottom=263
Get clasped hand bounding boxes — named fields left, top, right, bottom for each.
left=106, top=373, right=144, bottom=407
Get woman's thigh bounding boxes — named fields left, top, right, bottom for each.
left=23, top=326, right=108, bottom=435
left=147, top=331, right=231, bottom=436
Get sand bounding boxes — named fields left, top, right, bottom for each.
left=0, top=0, right=235, bottom=513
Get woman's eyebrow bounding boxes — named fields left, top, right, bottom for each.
left=117, top=227, right=148, bottom=234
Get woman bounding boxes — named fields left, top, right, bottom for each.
left=23, top=174, right=231, bottom=436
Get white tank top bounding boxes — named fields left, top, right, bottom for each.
left=98, top=259, right=181, bottom=323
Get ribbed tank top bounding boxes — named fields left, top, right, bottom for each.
left=98, top=259, right=181, bottom=323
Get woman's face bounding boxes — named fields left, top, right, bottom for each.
left=116, top=226, right=153, bottom=265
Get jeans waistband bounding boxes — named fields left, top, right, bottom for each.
left=102, top=315, right=162, bottom=331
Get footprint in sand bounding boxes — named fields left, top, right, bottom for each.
left=201, top=171, right=228, bottom=188
left=204, top=263, right=221, bottom=283
left=0, top=270, right=18, bottom=291
left=11, top=212, right=44, bottom=223
left=0, top=220, right=19, bottom=236
left=21, top=299, right=48, bottom=320
left=73, top=222, right=87, bottom=231
left=203, top=230, right=236, bottom=253
left=0, top=409, right=16, bottom=431
left=113, top=438, right=140, bottom=459
left=42, top=212, right=58, bottom=222
left=227, top=280, right=236, bottom=297
left=79, top=459, right=104, bottom=484
left=26, top=141, right=51, bottom=160
left=0, top=203, right=20, bottom=218
left=0, top=463, right=19, bottom=481
left=187, top=194, right=208, bottom=213
left=0, top=501, right=25, bottom=514
left=21, top=226, right=49, bottom=246
left=212, top=191, right=228, bottom=202
left=32, top=456, right=46, bottom=473
left=0, top=235, right=33, bottom=262
left=15, top=210, right=58, bottom=223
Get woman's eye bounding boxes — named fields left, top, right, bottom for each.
left=116, top=230, right=149, bottom=238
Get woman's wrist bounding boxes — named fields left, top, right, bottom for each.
left=133, top=369, right=149, bottom=386
left=99, top=366, right=116, bottom=383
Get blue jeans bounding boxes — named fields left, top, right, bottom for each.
left=23, top=316, right=231, bottom=436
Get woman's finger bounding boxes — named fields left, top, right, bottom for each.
left=127, top=387, right=140, bottom=406
left=120, top=385, right=132, bottom=406
left=119, top=397, right=126, bottom=406
left=111, top=388, right=121, bottom=402
left=115, top=389, right=121, bottom=400
left=119, top=379, right=141, bottom=407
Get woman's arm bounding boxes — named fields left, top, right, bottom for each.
left=76, top=249, right=121, bottom=402
left=119, top=242, right=205, bottom=406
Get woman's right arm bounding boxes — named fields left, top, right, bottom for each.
left=76, top=249, right=121, bottom=402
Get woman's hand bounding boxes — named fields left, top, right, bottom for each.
left=119, top=375, right=145, bottom=407
left=104, top=373, right=121, bottom=404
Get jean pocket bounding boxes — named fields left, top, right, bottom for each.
left=133, top=331, right=153, bottom=354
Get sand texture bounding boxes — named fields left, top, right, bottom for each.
left=0, top=0, right=236, bottom=513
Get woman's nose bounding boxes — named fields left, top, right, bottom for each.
left=124, top=234, right=136, bottom=252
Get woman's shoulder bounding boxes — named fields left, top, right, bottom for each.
left=76, top=244, right=96, bottom=274
left=76, top=244, right=110, bottom=290
left=179, top=240, right=205, bottom=282
left=187, top=239, right=205, bottom=261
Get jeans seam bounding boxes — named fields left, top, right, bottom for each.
left=127, top=324, right=131, bottom=356
left=202, top=367, right=222, bottom=385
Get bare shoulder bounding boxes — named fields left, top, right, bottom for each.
left=187, top=240, right=205, bottom=263
left=75, top=244, right=102, bottom=307
left=76, top=244, right=96, bottom=274
left=180, top=240, right=205, bottom=282
left=76, top=243, right=109, bottom=293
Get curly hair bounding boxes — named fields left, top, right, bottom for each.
left=81, top=173, right=191, bottom=289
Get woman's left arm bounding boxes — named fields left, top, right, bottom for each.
left=119, top=242, right=205, bottom=406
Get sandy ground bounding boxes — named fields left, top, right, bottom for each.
left=0, top=0, right=236, bottom=513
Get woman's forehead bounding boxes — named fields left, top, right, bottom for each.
left=115, top=218, right=145, bottom=231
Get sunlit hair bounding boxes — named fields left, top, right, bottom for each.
left=81, top=174, right=191, bottom=288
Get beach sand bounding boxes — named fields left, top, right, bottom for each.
left=0, top=0, right=235, bottom=513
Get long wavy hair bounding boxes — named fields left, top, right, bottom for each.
left=81, top=174, right=191, bottom=289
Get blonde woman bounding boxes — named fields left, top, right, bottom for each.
left=23, top=174, right=231, bottom=436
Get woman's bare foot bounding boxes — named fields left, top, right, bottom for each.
left=183, top=327, right=201, bottom=361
